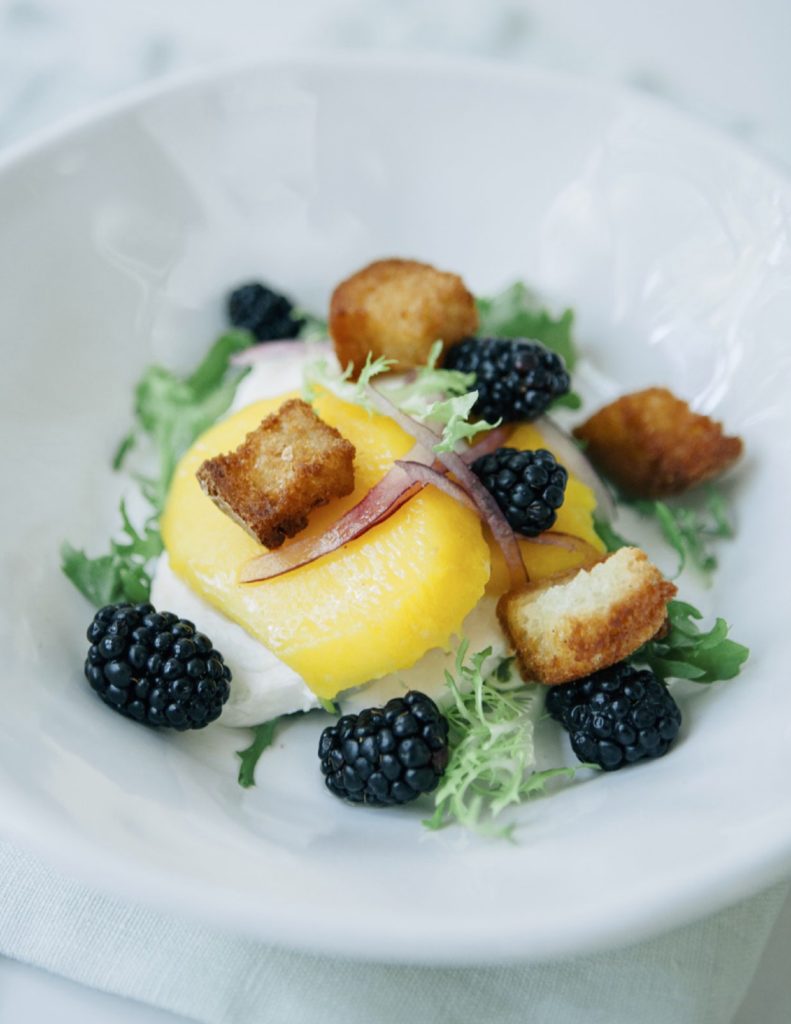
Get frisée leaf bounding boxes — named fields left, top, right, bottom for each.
left=60, top=501, right=163, bottom=607
left=62, top=329, right=254, bottom=605
left=302, top=342, right=498, bottom=456
left=121, top=329, right=254, bottom=515
left=424, top=642, right=579, bottom=837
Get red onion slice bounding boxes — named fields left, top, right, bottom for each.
left=231, top=339, right=316, bottom=366
left=459, top=425, right=511, bottom=464
left=525, top=531, right=603, bottom=563
left=535, top=414, right=617, bottom=520
left=240, top=443, right=430, bottom=583
left=366, top=384, right=528, bottom=588
left=394, top=460, right=479, bottom=513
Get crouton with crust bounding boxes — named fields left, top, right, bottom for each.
left=497, top=547, right=676, bottom=685
left=574, top=387, right=743, bottom=499
left=197, top=398, right=355, bottom=549
left=329, top=258, right=478, bottom=377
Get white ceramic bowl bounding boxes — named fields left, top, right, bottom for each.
left=1, top=54, right=790, bottom=965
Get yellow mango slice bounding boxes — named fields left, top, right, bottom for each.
left=485, top=422, right=606, bottom=594
left=161, top=391, right=491, bottom=698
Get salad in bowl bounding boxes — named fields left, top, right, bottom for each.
left=63, top=256, right=748, bottom=835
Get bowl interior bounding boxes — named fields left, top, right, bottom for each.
left=1, top=56, right=790, bottom=963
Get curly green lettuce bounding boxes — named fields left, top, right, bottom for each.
left=425, top=643, right=578, bottom=837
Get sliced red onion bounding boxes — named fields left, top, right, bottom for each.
left=394, top=460, right=479, bottom=513
left=364, top=383, right=443, bottom=449
left=460, top=425, right=511, bottom=464
left=231, top=339, right=315, bottom=366
left=535, top=414, right=617, bottom=520
left=525, top=531, right=602, bottom=563
left=366, top=384, right=528, bottom=588
left=240, top=444, right=430, bottom=583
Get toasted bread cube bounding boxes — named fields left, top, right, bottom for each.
left=197, top=399, right=355, bottom=549
left=574, top=387, right=743, bottom=499
left=497, top=547, right=676, bottom=685
left=329, top=258, right=478, bottom=377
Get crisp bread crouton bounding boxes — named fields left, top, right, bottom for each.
left=574, top=387, right=743, bottom=499
left=329, top=258, right=478, bottom=377
left=497, top=547, right=676, bottom=685
left=197, top=399, right=355, bottom=549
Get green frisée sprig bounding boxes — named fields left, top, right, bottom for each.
left=61, top=502, right=163, bottom=607
left=302, top=352, right=395, bottom=408
left=424, top=392, right=498, bottom=453
left=424, top=643, right=579, bottom=837
left=384, top=340, right=474, bottom=411
left=302, top=343, right=498, bottom=455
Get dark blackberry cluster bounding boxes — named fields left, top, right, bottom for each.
left=443, top=337, right=570, bottom=422
left=318, top=692, right=450, bottom=806
left=546, top=663, right=682, bottom=771
left=84, top=603, right=231, bottom=730
left=471, top=446, right=568, bottom=535
left=227, top=281, right=304, bottom=341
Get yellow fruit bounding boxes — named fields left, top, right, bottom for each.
left=161, top=391, right=490, bottom=699
left=485, top=423, right=606, bottom=594
left=162, top=393, right=604, bottom=699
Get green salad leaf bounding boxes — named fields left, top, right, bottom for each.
left=476, top=282, right=578, bottom=371
left=424, top=643, right=578, bottom=837
left=60, top=501, right=163, bottom=607
left=383, top=340, right=474, bottom=410
left=302, top=352, right=393, bottom=407
left=635, top=600, right=749, bottom=684
left=593, top=511, right=749, bottom=684
left=118, top=329, right=254, bottom=515
left=62, top=329, right=255, bottom=606
left=237, top=719, right=283, bottom=788
left=302, top=342, right=498, bottom=455
left=630, top=486, right=734, bottom=580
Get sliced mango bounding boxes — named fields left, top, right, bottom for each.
left=161, top=391, right=490, bottom=698
left=162, top=394, right=604, bottom=699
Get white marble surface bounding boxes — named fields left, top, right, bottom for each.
left=0, top=0, right=790, bottom=167
left=0, top=0, right=790, bottom=1020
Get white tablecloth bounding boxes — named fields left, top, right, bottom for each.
left=0, top=841, right=787, bottom=1024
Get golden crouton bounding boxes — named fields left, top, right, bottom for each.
left=196, top=399, right=355, bottom=549
left=574, top=387, right=743, bottom=499
left=497, top=547, right=676, bottom=685
left=329, top=258, right=478, bottom=377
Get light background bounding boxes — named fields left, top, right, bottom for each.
left=0, top=1, right=789, bottom=1021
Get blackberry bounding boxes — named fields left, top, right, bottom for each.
left=546, top=663, right=682, bottom=771
left=84, top=602, right=231, bottom=730
left=471, top=446, right=567, bottom=536
left=443, top=337, right=570, bottom=422
left=318, top=692, right=450, bottom=806
left=227, top=281, right=304, bottom=341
